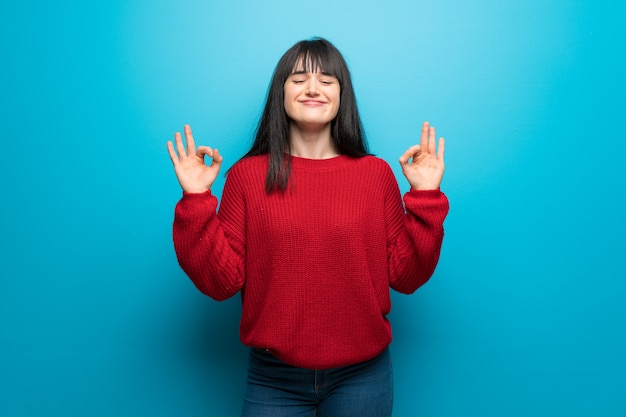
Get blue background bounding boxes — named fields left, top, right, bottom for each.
left=1, top=0, right=625, bottom=415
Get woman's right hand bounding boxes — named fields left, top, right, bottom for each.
left=167, top=124, right=223, bottom=193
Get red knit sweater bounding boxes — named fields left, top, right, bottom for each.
left=173, top=154, right=449, bottom=369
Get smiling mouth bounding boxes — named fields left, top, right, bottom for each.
left=299, top=100, right=326, bottom=106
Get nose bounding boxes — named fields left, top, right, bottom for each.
left=305, top=78, right=320, bottom=95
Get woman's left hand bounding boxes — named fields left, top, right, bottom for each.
left=399, top=121, right=445, bottom=191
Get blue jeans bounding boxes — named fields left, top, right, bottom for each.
left=241, top=347, right=393, bottom=417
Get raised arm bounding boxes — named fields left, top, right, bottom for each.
left=167, top=124, right=245, bottom=301
left=388, top=121, right=448, bottom=293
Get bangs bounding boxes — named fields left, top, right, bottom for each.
left=291, top=52, right=334, bottom=76
left=284, top=41, right=346, bottom=81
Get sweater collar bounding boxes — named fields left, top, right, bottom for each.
left=289, top=154, right=356, bottom=172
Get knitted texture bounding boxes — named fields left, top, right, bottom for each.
left=173, top=154, right=449, bottom=369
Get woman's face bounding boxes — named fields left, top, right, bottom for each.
left=283, top=69, right=340, bottom=131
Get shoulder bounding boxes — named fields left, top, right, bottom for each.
left=227, top=154, right=269, bottom=179
left=230, top=154, right=269, bottom=171
left=362, top=156, right=402, bottom=196
left=345, top=155, right=399, bottom=196
left=360, top=155, right=391, bottom=168
left=356, top=155, right=396, bottom=178
left=221, top=155, right=269, bottom=195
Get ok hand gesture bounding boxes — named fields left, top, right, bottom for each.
left=167, top=124, right=223, bottom=193
left=399, top=121, right=445, bottom=191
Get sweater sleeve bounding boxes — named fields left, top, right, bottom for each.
left=385, top=171, right=449, bottom=294
left=172, top=172, right=246, bottom=301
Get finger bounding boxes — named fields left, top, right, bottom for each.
left=196, top=145, right=213, bottom=161
left=437, top=137, right=445, bottom=162
left=399, top=144, right=421, bottom=166
left=184, top=124, right=196, bottom=156
left=428, top=126, right=436, bottom=155
left=166, top=141, right=180, bottom=167
left=174, top=131, right=187, bottom=158
left=420, top=122, right=429, bottom=153
left=211, top=148, right=224, bottom=167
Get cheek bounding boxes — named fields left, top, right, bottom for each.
left=283, top=87, right=293, bottom=115
left=332, top=90, right=341, bottom=115
left=283, top=94, right=294, bottom=117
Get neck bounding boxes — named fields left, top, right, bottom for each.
left=289, top=123, right=339, bottom=159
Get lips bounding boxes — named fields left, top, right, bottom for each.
left=299, top=100, right=326, bottom=106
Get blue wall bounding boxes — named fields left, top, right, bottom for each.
left=2, top=0, right=625, bottom=415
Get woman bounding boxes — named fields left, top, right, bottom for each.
left=167, top=38, right=448, bottom=417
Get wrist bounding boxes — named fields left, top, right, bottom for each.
left=181, top=183, right=211, bottom=194
left=410, top=189, right=441, bottom=195
left=410, top=186, right=439, bottom=192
